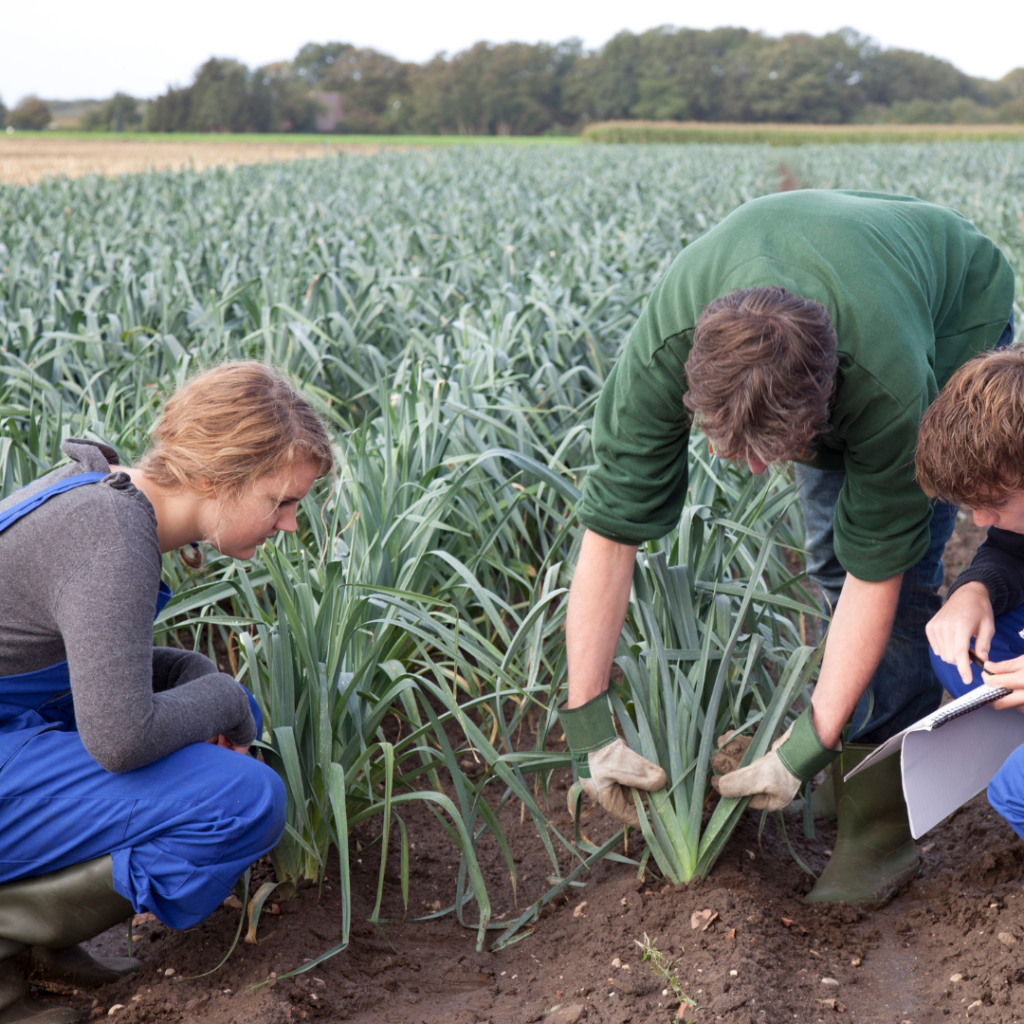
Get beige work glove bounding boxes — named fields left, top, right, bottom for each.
left=559, top=696, right=667, bottom=827
left=711, top=707, right=841, bottom=811
left=710, top=730, right=752, bottom=775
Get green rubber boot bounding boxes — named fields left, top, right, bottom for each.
left=0, top=857, right=139, bottom=1023
left=805, top=743, right=919, bottom=906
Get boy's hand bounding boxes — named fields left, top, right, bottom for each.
left=978, top=656, right=1024, bottom=712
left=926, top=581, right=995, bottom=684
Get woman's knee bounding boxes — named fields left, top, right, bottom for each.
left=154, top=744, right=286, bottom=857
left=212, top=753, right=287, bottom=853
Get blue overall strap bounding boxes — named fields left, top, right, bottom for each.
left=0, top=473, right=109, bottom=534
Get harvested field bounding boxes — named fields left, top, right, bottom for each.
left=583, top=120, right=1024, bottom=145
left=0, top=136, right=387, bottom=185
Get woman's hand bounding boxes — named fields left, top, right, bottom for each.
left=926, top=581, right=995, bottom=685
left=206, top=733, right=250, bottom=754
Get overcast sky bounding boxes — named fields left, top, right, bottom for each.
left=2, top=0, right=1021, bottom=105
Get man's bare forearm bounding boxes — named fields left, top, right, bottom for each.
left=810, top=572, right=903, bottom=748
left=566, top=530, right=639, bottom=708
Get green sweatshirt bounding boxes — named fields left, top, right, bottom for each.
left=576, top=189, right=1014, bottom=581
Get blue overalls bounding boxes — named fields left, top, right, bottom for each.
left=930, top=604, right=1024, bottom=839
left=0, top=474, right=285, bottom=929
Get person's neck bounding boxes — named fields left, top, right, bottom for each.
left=112, top=466, right=207, bottom=554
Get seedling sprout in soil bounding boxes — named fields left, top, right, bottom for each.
left=635, top=932, right=700, bottom=1020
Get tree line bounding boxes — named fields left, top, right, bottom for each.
left=4, top=27, right=1024, bottom=135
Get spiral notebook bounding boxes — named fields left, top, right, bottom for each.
left=844, top=685, right=1024, bottom=838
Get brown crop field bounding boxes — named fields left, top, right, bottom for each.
left=0, top=136, right=387, bottom=185
left=583, top=119, right=1024, bottom=145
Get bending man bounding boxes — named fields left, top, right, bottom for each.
left=557, top=188, right=1014, bottom=904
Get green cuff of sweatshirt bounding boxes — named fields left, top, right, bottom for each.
left=777, top=706, right=841, bottom=782
left=559, top=694, right=617, bottom=780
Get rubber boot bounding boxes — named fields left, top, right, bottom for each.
left=804, top=743, right=919, bottom=906
left=0, top=940, right=77, bottom=1024
left=0, top=857, right=138, bottom=1022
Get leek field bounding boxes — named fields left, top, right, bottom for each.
left=2, top=142, right=1022, bottom=959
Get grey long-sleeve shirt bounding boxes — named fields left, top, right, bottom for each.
left=0, top=439, right=255, bottom=772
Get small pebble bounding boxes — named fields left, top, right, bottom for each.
left=729, top=970, right=738, bottom=977
left=611, top=958, right=622, bottom=968
left=821, top=978, right=839, bottom=987
left=998, top=932, right=1018, bottom=947
left=851, top=957, right=862, bottom=967
left=107, top=1007, right=125, bottom=1017
left=131, top=996, right=142, bottom=1003
left=163, top=968, right=175, bottom=977
left=950, top=973, right=963, bottom=983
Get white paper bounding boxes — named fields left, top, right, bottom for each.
left=843, top=688, right=1024, bottom=839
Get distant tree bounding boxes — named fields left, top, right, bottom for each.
left=996, top=68, right=1024, bottom=121
left=564, top=30, right=643, bottom=123
left=0, top=95, right=7, bottom=129
left=741, top=31, right=868, bottom=123
left=409, top=39, right=580, bottom=135
left=80, top=92, right=143, bottom=131
left=315, top=47, right=413, bottom=133
left=292, top=42, right=352, bottom=87
left=252, top=62, right=322, bottom=131
left=863, top=48, right=976, bottom=106
left=135, top=32, right=1024, bottom=136
left=145, top=57, right=321, bottom=133
left=8, top=95, right=52, bottom=130
left=144, top=85, right=192, bottom=132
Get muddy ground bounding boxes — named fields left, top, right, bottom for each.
left=42, top=516, right=1012, bottom=1024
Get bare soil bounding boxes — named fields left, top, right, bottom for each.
left=0, top=137, right=388, bottom=185
left=31, top=515, right=1002, bottom=1024
left=64, top=784, right=1024, bottom=1024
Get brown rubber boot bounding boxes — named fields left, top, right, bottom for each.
left=804, top=743, right=919, bottom=906
left=0, top=857, right=139, bottom=1022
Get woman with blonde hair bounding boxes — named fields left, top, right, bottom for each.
left=0, top=362, right=333, bottom=1024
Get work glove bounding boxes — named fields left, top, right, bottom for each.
left=559, top=694, right=667, bottom=827
left=710, top=730, right=752, bottom=775
left=710, top=706, right=840, bottom=811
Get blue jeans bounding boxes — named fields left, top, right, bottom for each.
left=929, top=603, right=1024, bottom=840
left=795, top=315, right=1015, bottom=744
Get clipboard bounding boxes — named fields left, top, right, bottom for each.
left=844, top=684, right=1024, bottom=838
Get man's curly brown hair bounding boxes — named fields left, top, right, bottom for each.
left=916, top=347, right=1024, bottom=509
left=683, top=287, right=838, bottom=464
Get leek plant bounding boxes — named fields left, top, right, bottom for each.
left=608, top=460, right=823, bottom=884
left=4, top=142, right=1021, bottom=952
